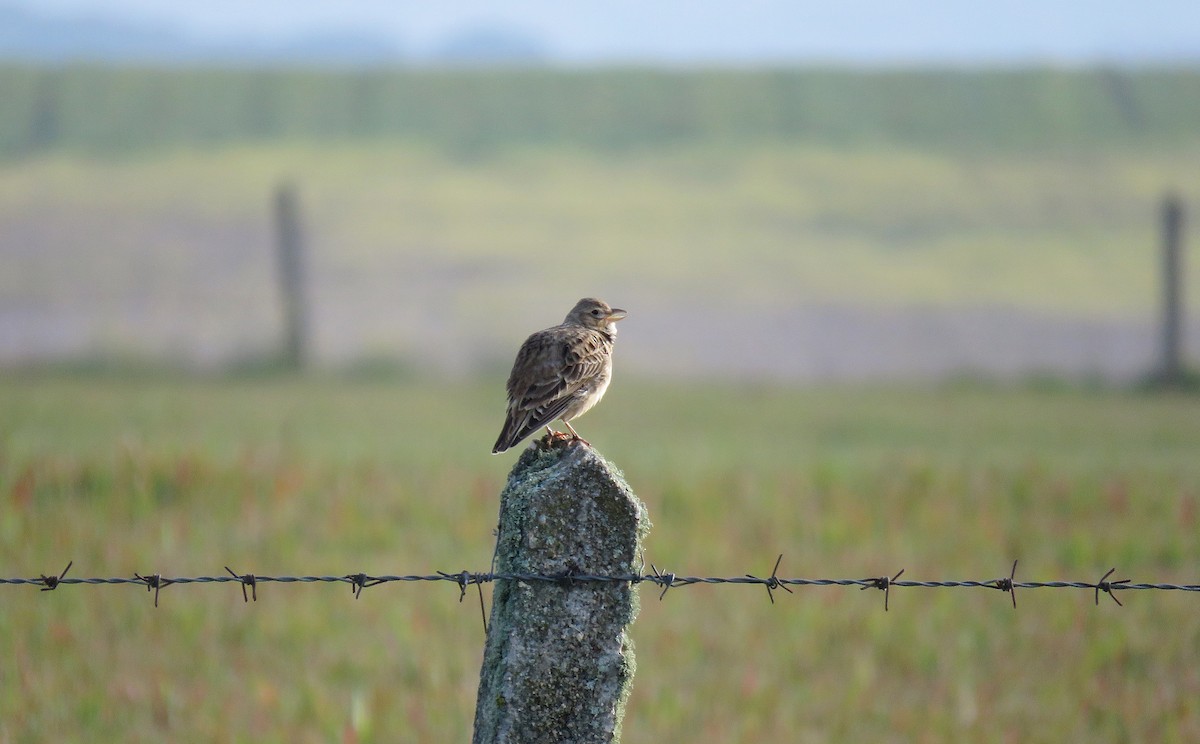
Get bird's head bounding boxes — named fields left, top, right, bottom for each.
left=566, top=298, right=628, bottom=330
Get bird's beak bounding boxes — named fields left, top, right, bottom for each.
left=607, top=308, right=628, bottom=321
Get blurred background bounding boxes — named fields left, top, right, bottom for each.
left=4, top=3, right=1200, bottom=743
left=2, top=0, right=1198, bottom=382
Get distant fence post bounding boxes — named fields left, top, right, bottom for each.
left=25, top=70, right=62, bottom=155
left=473, top=442, right=650, bottom=744
left=273, top=182, right=310, bottom=370
left=1159, top=194, right=1185, bottom=386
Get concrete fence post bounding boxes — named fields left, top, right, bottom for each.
left=273, top=181, right=309, bottom=371
left=473, top=441, right=650, bottom=744
left=1159, top=193, right=1185, bottom=386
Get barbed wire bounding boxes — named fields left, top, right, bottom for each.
left=4, top=559, right=1198, bottom=622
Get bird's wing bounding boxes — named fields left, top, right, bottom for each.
left=507, top=326, right=607, bottom=413
left=559, top=327, right=612, bottom=389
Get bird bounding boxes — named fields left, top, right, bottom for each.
left=492, top=298, right=628, bottom=454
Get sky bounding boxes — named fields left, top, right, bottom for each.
left=12, top=0, right=1200, bottom=65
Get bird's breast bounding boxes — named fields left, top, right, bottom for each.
left=565, top=368, right=611, bottom=420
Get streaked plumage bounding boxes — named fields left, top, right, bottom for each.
left=492, top=298, right=627, bottom=454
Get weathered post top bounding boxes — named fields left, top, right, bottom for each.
left=473, top=440, right=651, bottom=744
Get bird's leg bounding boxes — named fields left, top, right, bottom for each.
left=562, top=421, right=590, bottom=446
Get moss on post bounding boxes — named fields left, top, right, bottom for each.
left=473, top=441, right=650, bottom=744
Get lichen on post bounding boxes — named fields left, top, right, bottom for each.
left=473, top=440, right=651, bottom=744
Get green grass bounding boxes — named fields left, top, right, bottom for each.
left=2, top=142, right=1198, bottom=336
left=2, top=375, right=1198, bottom=742
left=4, top=66, right=1200, bottom=159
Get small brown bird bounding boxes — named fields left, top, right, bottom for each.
left=492, top=298, right=628, bottom=454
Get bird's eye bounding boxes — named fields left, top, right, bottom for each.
left=591, top=309, right=603, bottom=316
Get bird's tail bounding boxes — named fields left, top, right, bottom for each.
left=493, top=411, right=549, bottom=454
left=492, top=399, right=571, bottom=454
left=491, top=418, right=524, bottom=454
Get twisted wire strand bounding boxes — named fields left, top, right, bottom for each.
left=4, top=559, right=1197, bottom=606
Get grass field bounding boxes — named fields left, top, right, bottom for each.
left=4, top=67, right=1200, bottom=159
left=5, top=142, right=1197, bottom=314
left=2, top=374, right=1198, bottom=742
left=3, top=142, right=1199, bottom=378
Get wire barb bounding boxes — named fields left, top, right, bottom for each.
left=861, top=568, right=905, bottom=611
left=1095, top=567, right=1130, bottom=607
left=992, top=559, right=1019, bottom=609
left=225, top=566, right=257, bottom=602
left=752, top=554, right=793, bottom=605
left=39, top=560, right=73, bottom=592
left=134, top=572, right=173, bottom=608
left=440, top=570, right=474, bottom=602
left=437, top=570, right=490, bottom=634
left=554, top=568, right=579, bottom=587
left=649, top=563, right=676, bottom=600
left=346, top=573, right=370, bottom=599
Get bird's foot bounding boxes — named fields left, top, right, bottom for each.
left=562, top=422, right=590, bottom=447
left=539, top=429, right=589, bottom=449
